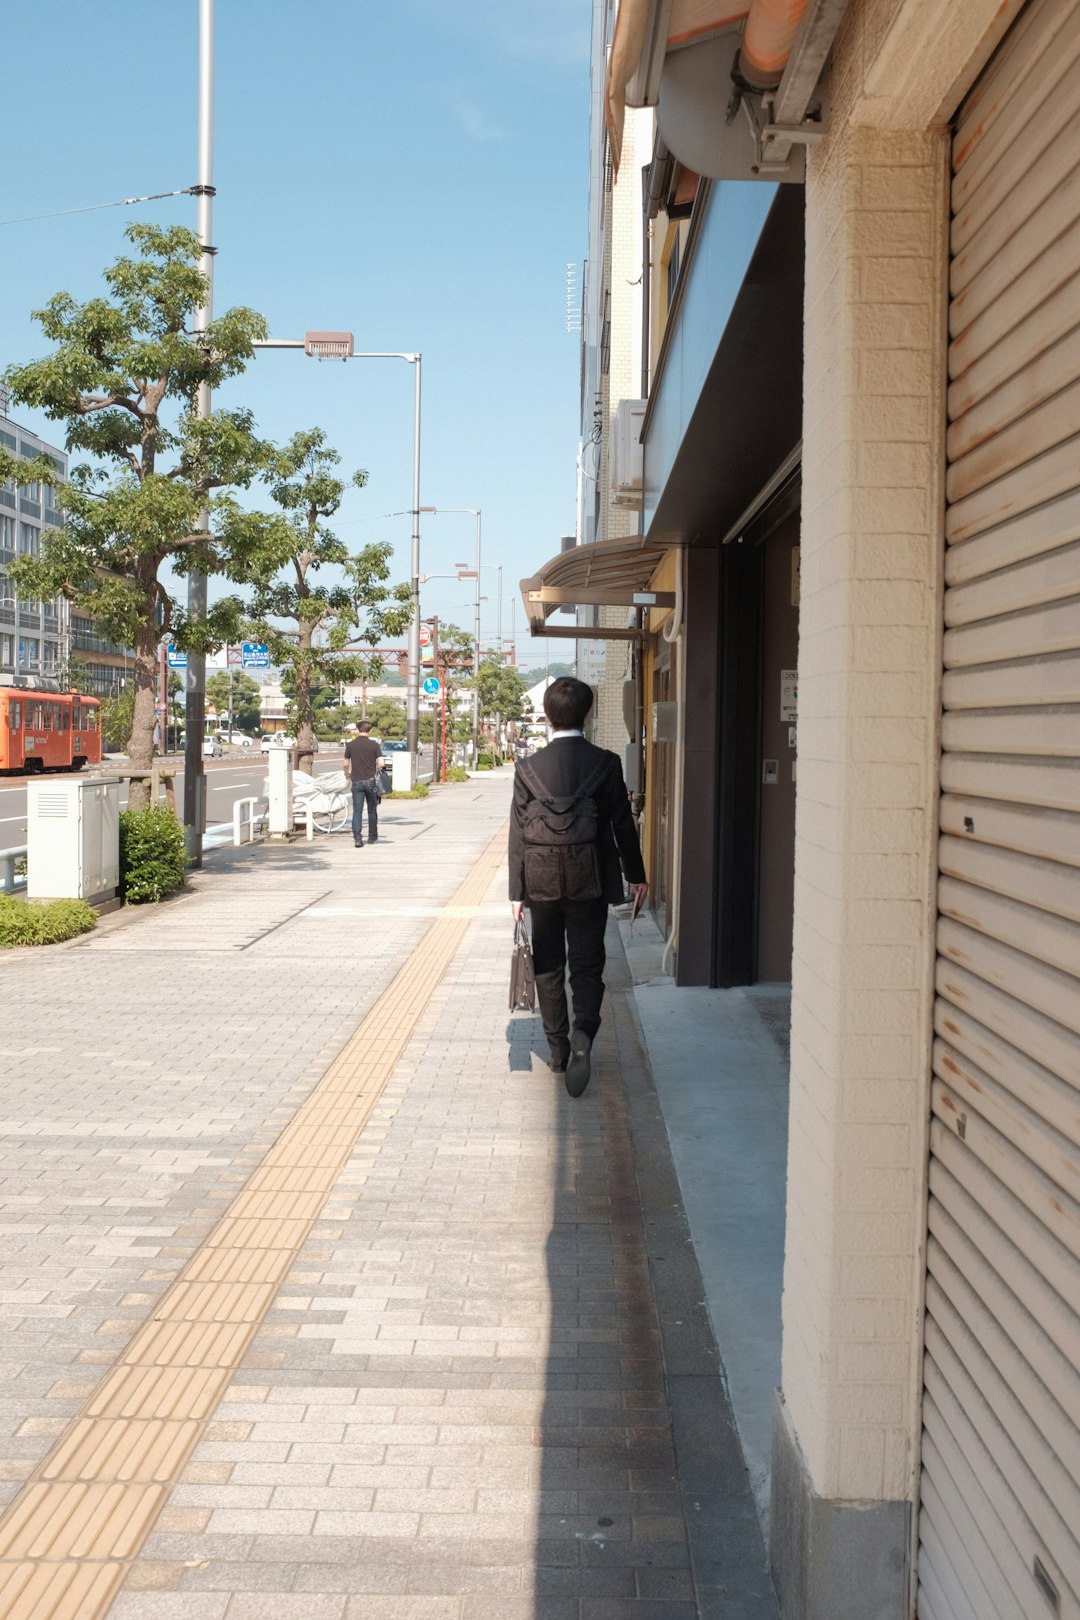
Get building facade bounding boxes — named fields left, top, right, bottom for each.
left=523, top=1, right=1080, bottom=1615
left=0, top=414, right=69, bottom=684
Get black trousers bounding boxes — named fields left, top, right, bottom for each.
left=351, top=779, right=378, bottom=842
left=529, top=897, right=608, bottom=1050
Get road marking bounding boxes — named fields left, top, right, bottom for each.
left=0, top=828, right=505, bottom=1617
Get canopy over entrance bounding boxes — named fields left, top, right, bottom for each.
left=520, top=534, right=679, bottom=640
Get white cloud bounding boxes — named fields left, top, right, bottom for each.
left=447, top=89, right=506, bottom=142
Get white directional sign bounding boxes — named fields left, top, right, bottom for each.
left=242, top=642, right=270, bottom=669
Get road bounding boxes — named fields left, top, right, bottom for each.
left=0, top=752, right=347, bottom=847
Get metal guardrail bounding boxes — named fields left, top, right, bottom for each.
left=0, top=846, right=27, bottom=896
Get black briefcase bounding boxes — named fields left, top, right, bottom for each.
left=509, top=919, right=536, bottom=1012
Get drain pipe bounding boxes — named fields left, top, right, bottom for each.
left=660, top=548, right=686, bottom=977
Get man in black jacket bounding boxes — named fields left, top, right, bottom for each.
left=509, top=677, right=647, bottom=1097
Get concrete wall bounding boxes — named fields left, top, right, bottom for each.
left=773, top=0, right=1027, bottom=1614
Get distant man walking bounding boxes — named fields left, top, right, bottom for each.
left=344, top=721, right=383, bottom=848
left=509, top=677, right=647, bottom=1097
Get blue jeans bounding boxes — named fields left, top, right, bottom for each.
left=351, top=779, right=379, bottom=843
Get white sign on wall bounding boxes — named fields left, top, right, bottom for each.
left=781, top=669, right=798, bottom=722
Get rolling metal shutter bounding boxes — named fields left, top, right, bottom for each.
left=919, top=2, right=1080, bottom=1618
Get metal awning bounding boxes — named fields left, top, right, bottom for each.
left=520, top=534, right=679, bottom=640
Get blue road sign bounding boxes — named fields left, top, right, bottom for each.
left=241, top=641, right=270, bottom=668
left=422, top=676, right=441, bottom=696
left=166, top=644, right=187, bottom=669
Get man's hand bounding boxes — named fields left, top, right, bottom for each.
left=629, top=882, right=649, bottom=904
left=510, top=902, right=525, bottom=922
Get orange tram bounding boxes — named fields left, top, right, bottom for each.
left=0, top=685, right=102, bottom=774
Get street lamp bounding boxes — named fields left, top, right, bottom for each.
left=419, top=506, right=481, bottom=761
left=252, top=333, right=423, bottom=780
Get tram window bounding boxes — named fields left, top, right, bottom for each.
left=57, top=705, right=68, bottom=732
left=85, top=708, right=98, bottom=732
left=7, top=702, right=20, bottom=730
left=31, top=703, right=43, bottom=729
left=73, top=703, right=81, bottom=730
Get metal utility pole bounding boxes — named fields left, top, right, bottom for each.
left=471, top=510, right=481, bottom=763
left=184, top=0, right=215, bottom=862
left=406, top=356, right=423, bottom=760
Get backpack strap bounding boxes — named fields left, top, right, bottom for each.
left=517, top=754, right=610, bottom=808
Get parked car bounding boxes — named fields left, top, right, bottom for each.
left=381, top=739, right=409, bottom=753
left=260, top=734, right=294, bottom=753
left=217, top=730, right=254, bottom=747
left=203, top=734, right=223, bottom=758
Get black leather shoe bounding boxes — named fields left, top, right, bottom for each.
left=565, top=1030, right=593, bottom=1098
left=354, top=841, right=364, bottom=848
left=548, top=1046, right=569, bottom=1074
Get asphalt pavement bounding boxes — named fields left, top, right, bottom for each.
left=0, top=752, right=347, bottom=849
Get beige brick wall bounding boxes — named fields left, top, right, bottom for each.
left=780, top=11, right=951, bottom=1501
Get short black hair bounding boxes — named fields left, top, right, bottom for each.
left=357, top=721, right=374, bottom=734
left=544, top=676, right=593, bottom=731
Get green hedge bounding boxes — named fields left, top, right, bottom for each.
left=0, top=895, right=97, bottom=948
left=442, top=765, right=470, bottom=783
left=119, top=806, right=186, bottom=904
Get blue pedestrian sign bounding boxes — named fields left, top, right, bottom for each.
left=422, top=676, right=441, bottom=696
left=242, top=642, right=270, bottom=669
left=166, top=644, right=187, bottom=669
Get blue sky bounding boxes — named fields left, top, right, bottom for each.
left=0, top=0, right=587, bottom=670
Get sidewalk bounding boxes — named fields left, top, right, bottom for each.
left=0, top=774, right=775, bottom=1619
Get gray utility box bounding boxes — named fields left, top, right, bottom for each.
left=27, top=775, right=120, bottom=903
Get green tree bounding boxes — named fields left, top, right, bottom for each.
left=365, top=695, right=407, bottom=738
left=244, top=429, right=411, bottom=775
left=435, top=623, right=475, bottom=749
left=0, top=224, right=290, bottom=805
left=207, top=669, right=261, bottom=734
left=475, top=657, right=528, bottom=744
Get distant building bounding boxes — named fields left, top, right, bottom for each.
left=0, top=408, right=136, bottom=697
left=0, top=414, right=69, bottom=684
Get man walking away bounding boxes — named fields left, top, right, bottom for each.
left=344, top=721, right=383, bottom=848
left=509, top=677, right=647, bottom=1097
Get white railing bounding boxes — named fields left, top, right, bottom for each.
left=0, top=846, right=27, bottom=895
left=232, top=796, right=267, bottom=847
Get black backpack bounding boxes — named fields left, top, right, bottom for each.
left=516, top=756, right=609, bottom=902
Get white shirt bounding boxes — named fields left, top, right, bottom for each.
left=549, top=729, right=584, bottom=740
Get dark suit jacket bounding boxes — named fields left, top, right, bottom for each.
left=508, top=736, right=646, bottom=904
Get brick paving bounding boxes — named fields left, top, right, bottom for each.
left=0, top=771, right=775, bottom=1618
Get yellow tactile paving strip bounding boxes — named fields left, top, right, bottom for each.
left=0, top=832, right=505, bottom=1619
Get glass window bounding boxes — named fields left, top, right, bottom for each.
left=8, top=701, right=20, bottom=730
left=0, top=516, right=13, bottom=553
left=19, top=523, right=38, bottom=555
left=85, top=706, right=98, bottom=732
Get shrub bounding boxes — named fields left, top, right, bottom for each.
left=119, top=806, right=186, bottom=904
left=442, top=765, right=470, bottom=783
left=384, top=783, right=430, bottom=800
left=476, top=753, right=495, bottom=768
left=0, top=894, right=97, bottom=948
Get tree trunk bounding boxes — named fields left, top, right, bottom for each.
left=127, top=624, right=159, bottom=812
left=295, top=631, right=315, bottom=777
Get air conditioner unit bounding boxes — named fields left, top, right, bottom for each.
left=611, top=399, right=646, bottom=508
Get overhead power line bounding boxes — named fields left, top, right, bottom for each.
left=0, top=187, right=196, bottom=228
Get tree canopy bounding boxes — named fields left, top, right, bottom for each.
left=0, top=223, right=292, bottom=801
left=242, top=428, right=411, bottom=773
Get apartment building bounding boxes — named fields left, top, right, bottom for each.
left=522, top=1, right=1080, bottom=1616
left=0, top=413, right=68, bottom=683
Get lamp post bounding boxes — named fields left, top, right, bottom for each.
left=419, top=506, right=481, bottom=762
left=184, top=0, right=216, bottom=864
left=252, top=334, right=423, bottom=780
